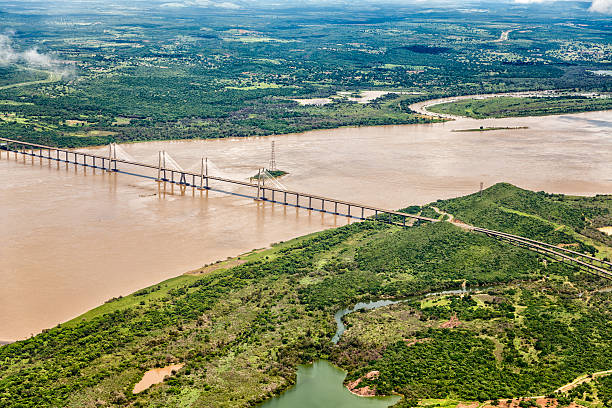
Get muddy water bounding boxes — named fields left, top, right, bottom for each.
left=133, top=363, right=185, bottom=394
left=1, top=109, right=611, bottom=340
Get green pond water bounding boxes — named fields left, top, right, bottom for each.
left=259, top=360, right=401, bottom=408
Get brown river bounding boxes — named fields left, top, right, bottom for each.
left=1, top=109, right=611, bottom=340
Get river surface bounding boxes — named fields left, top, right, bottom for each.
left=259, top=360, right=401, bottom=408
left=1, top=109, right=611, bottom=340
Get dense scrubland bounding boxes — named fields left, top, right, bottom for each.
left=1, top=184, right=611, bottom=407
left=0, top=3, right=610, bottom=147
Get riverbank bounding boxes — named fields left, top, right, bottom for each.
left=3, top=107, right=612, bottom=341
left=410, top=90, right=612, bottom=119
left=1, top=91, right=443, bottom=149
left=0, top=184, right=612, bottom=407
left=2, top=183, right=611, bottom=407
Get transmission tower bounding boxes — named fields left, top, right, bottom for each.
left=269, top=141, right=277, bottom=171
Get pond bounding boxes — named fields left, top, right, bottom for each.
left=259, top=360, right=401, bottom=408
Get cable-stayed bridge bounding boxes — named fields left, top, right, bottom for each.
left=1, top=136, right=610, bottom=280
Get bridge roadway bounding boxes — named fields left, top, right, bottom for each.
left=2, top=137, right=611, bottom=280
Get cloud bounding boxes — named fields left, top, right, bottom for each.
left=510, top=0, right=611, bottom=13
left=22, top=49, right=57, bottom=68
left=216, top=1, right=241, bottom=8
left=0, top=34, right=74, bottom=77
left=159, top=0, right=241, bottom=9
left=0, top=35, right=19, bottom=65
left=160, top=2, right=188, bottom=7
left=589, top=0, right=612, bottom=13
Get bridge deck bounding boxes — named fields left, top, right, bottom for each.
left=2, top=136, right=610, bottom=280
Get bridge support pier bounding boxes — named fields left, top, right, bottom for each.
left=255, top=168, right=262, bottom=200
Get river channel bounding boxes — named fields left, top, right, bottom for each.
left=1, top=109, right=611, bottom=340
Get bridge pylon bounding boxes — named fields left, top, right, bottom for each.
left=107, top=143, right=117, bottom=172
left=157, top=151, right=162, bottom=181
left=255, top=168, right=263, bottom=200
left=156, top=151, right=168, bottom=181
left=198, top=157, right=209, bottom=190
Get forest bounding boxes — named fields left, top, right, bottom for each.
left=0, top=2, right=610, bottom=146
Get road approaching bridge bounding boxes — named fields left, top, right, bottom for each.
left=0, top=137, right=437, bottom=228
left=2, top=137, right=610, bottom=280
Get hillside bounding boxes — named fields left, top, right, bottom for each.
left=428, top=183, right=612, bottom=259
left=1, top=184, right=611, bottom=408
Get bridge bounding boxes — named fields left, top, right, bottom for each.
left=2, top=136, right=611, bottom=281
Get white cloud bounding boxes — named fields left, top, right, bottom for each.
left=216, top=1, right=241, bottom=8
left=22, top=48, right=57, bottom=67
left=160, top=2, right=188, bottom=7
left=589, top=0, right=612, bottom=13
left=0, top=34, right=74, bottom=77
left=0, top=35, right=19, bottom=65
left=159, top=0, right=241, bottom=9
left=510, top=0, right=611, bottom=13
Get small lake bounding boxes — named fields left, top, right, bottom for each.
left=259, top=360, right=401, bottom=408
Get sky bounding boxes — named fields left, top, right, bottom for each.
left=141, top=0, right=612, bottom=15
left=153, top=0, right=612, bottom=13
left=0, top=0, right=610, bottom=14
left=514, top=0, right=611, bottom=13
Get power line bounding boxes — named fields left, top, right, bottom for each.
left=269, top=141, right=276, bottom=171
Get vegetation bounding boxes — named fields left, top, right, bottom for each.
left=428, top=95, right=612, bottom=119
left=1, top=184, right=611, bottom=407
left=340, top=279, right=612, bottom=403
left=0, top=3, right=610, bottom=147
left=251, top=169, right=288, bottom=180
left=431, top=183, right=612, bottom=258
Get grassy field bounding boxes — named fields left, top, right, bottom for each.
left=1, top=184, right=611, bottom=408
left=428, top=96, right=612, bottom=118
